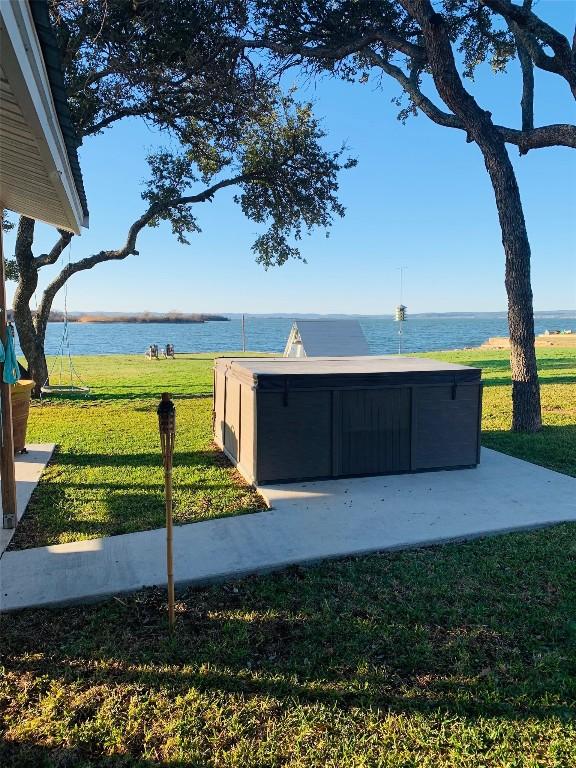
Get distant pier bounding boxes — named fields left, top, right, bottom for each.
left=483, top=331, right=576, bottom=349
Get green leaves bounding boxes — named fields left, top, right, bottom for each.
left=52, top=0, right=265, bottom=142
left=142, top=92, right=356, bottom=263
left=4, top=259, right=19, bottom=282
left=237, top=95, right=354, bottom=266
left=142, top=152, right=200, bottom=243
left=445, top=0, right=516, bottom=79
left=144, top=152, right=200, bottom=205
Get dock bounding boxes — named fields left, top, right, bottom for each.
left=482, top=332, right=576, bottom=349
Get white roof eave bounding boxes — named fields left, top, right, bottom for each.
left=0, top=0, right=86, bottom=233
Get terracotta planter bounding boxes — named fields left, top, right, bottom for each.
left=11, top=380, right=34, bottom=453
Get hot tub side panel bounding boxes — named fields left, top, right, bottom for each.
left=255, top=388, right=333, bottom=483
left=216, top=361, right=483, bottom=485
left=223, top=377, right=241, bottom=462
left=214, top=365, right=258, bottom=484
left=239, top=383, right=257, bottom=483
left=337, top=387, right=412, bottom=476
left=411, top=382, right=482, bottom=470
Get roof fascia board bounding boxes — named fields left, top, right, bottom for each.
left=0, top=0, right=86, bottom=233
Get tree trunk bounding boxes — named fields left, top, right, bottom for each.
left=480, top=143, right=542, bottom=432
left=12, top=217, right=49, bottom=395
left=407, top=0, right=542, bottom=432
left=17, top=332, right=49, bottom=397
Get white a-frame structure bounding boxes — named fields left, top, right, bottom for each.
left=284, top=319, right=370, bottom=358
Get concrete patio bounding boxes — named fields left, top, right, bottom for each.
left=1, top=448, right=575, bottom=612
left=0, top=444, right=55, bottom=554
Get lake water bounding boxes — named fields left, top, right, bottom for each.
left=16, top=315, right=576, bottom=357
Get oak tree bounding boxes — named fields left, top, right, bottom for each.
left=239, top=0, right=575, bottom=431
left=8, top=1, right=353, bottom=391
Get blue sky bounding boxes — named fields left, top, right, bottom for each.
left=5, top=0, right=575, bottom=315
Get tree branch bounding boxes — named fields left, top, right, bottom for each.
left=86, top=107, right=156, bottom=136
left=34, top=230, right=74, bottom=268
left=514, top=28, right=535, bottom=132
left=498, top=123, right=576, bottom=151
left=12, top=217, right=42, bottom=355
left=366, top=49, right=576, bottom=151
left=509, top=0, right=534, bottom=134
left=238, top=31, right=426, bottom=65
left=366, top=49, right=461, bottom=129
left=241, top=24, right=575, bottom=154
left=36, top=171, right=262, bottom=324
left=479, top=0, right=576, bottom=98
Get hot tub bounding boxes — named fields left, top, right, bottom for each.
left=213, top=356, right=482, bottom=484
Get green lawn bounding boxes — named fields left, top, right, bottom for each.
left=2, top=526, right=576, bottom=766
left=421, top=348, right=576, bottom=477
left=12, top=347, right=575, bottom=549
left=11, top=354, right=267, bottom=549
left=1, top=348, right=575, bottom=766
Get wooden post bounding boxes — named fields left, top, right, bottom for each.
left=0, top=211, right=17, bottom=529
left=158, top=392, right=175, bottom=629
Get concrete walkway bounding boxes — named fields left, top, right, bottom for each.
left=1, top=448, right=575, bottom=612
left=0, top=444, right=55, bottom=554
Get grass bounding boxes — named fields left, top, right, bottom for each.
left=11, top=354, right=267, bottom=549
left=12, top=347, right=575, bottom=549
left=2, top=526, right=576, bottom=766
left=1, top=347, right=575, bottom=765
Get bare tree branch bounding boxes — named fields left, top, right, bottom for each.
left=366, top=49, right=460, bottom=129
left=36, top=171, right=262, bottom=326
left=514, top=30, right=535, bottom=132
left=498, top=122, right=576, bottom=151
left=87, top=107, right=157, bottom=135
left=479, top=0, right=576, bottom=97
left=34, top=230, right=74, bottom=268
left=238, top=31, right=426, bottom=65
left=508, top=0, right=535, bottom=134
left=365, top=49, right=576, bottom=151
left=240, top=28, right=575, bottom=153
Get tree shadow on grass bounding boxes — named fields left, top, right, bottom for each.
left=450, top=353, right=575, bottom=370
left=443, top=354, right=575, bottom=386
left=481, top=373, right=576, bottom=387
left=3, top=525, right=576, bottom=763
left=3, top=527, right=576, bottom=767
left=10, top=484, right=264, bottom=551
left=0, top=741, right=194, bottom=768
left=9, top=492, right=264, bottom=552
left=9, top=443, right=264, bottom=550
left=50, top=449, right=231, bottom=470
left=34, top=390, right=213, bottom=403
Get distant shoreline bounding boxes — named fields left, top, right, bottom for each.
left=59, top=313, right=229, bottom=324
left=14, top=314, right=575, bottom=358
left=8, top=310, right=572, bottom=323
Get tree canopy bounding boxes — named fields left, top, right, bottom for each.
left=8, top=0, right=356, bottom=392
left=231, top=0, right=574, bottom=431
left=7, top=0, right=574, bottom=429
left=237, top=0, right=574, bottom=153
